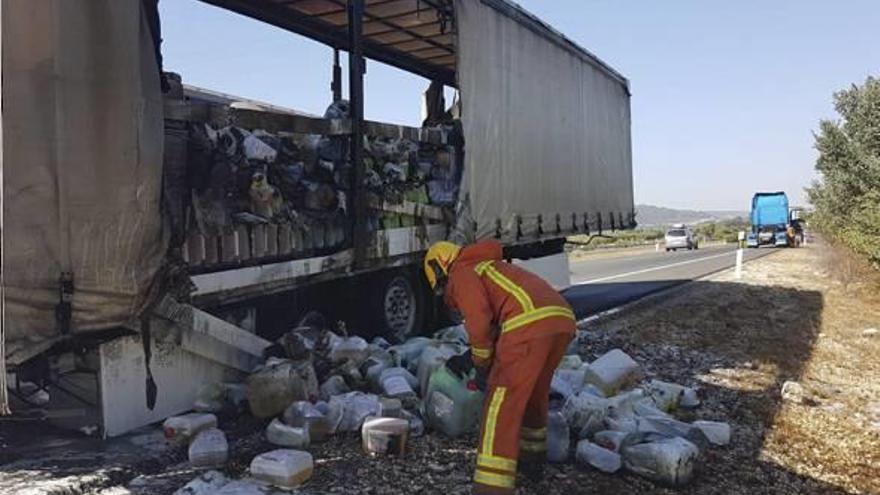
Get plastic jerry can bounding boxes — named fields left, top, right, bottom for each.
left=266, top=418, right=310, bottom=448
left=423, top=366, right=485, bottom=437
left=188, top=428, right=228, bottom=468
left=361, top=416, right=410, bottom=456
left=250, top=449, right=314, bottom=489
left=164, top=413, right=218, bottom=443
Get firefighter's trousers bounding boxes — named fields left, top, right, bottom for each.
left=473, top=332, right=572, bottom=494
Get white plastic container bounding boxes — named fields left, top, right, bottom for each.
left=636, top=416, right=697, bottom=438
left=172, top=470, right=228, bottom=495
left=188, top=428, right=228, bottom=468
left=680, top=387, right=700, bottom=409
left=546, top=410, right=570, bottom=463
left=329, top=336, right=370, bottom=364
left=633, top=398, right=671, bottom=419
left=362, top=350, right=394, bottom=391
left=193, top=383, right=231, bottom=413
left=604, top=417, right=638, bottom=434
left=593, top=430, right=630, bottom=453
left=416, top=342, right=462, bottom=394
left=319, top=375, right=350, bottom=401
left=584, top=349, right=641, bottom=396
left=433, top=325, right=469, bottom=345
left=164, top=413, right=218, bottom=443
left=379, top=397, right=402, bottom=418
left=250, top=449, right=314, bottom=489
left=606, top=389, right=646, bottom=418
left=379, top=367, right=419, bottom=403
left=361, top=416, right=410, bottom=456
left=214, top=479, right=272, bottom=495
left=266, top=418, right=310, bottom=448
left=282, top=401, right=331, bottom=442
left=692, top=420, right=731, bottom=446
left=387, top=337, right=432, bottom=370
left=562, top=391, right=610, bottom=438
left=576, top=440, right=622, bottom=473
left=645, top=380, right=691, bottom=412
left=557, top=354, right=584, bottom=370
left=621, top=437, right=699, bottom=486
left=551, top=368, right=586, bottom=399
left=327, top=392, right=382, bottom=432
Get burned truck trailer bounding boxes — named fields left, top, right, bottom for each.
left=0, top=0, right=633, bottom=434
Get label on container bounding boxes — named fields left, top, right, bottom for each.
left=430, top=391, right=454, bottom=419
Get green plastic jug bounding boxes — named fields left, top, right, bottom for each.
left=423, top=366, right=485, bottom=437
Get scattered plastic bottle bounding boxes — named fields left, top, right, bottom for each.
left=319, top=375, right=350, bottom=401
left=266, top=418, right=310, bottom=448
left=329, top=337, right=370, bottom=364
left=379, top=367, right=419, bottom=404
left=576, top=440, right=622, bottom=473
left=387, top=337, right=432, bottom=370
left=593, top=430, right=630, bottom=453
left=583, top=349, right=641, bottom=396
left=551, top=368, right=586, bottom=399
left=379, top=397, right=403, bottom=418
left=557, top=354, right=584, bottom=370
left=326, top=392, right=382, bottom=432
left=188, top=428, right=228, bottom=468
left=361, top=416, right=410, bottom=456
left=283, top=401, right=331, bottom=442
left=692, top=420, right=731, bottom=446
left=621, top=436, right=699, bottom=486
left=164, top=413, right=218, bottom=443
left=250, top=449, right=314, bottom=489
left=562, top=391, right=610, bottom=439
left=433, top=325, right=469, bottom=346
left=547, top=410, right=570, bottom=463
left=416, top=342, right=463, bottom=394
left=422, top=366, right=484, bottom=437
left=361, top=359, right=390, bottom=391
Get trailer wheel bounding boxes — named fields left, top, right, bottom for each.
left=367, top=269, right=429, bottom=343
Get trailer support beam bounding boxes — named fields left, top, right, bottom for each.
left=349, top=0, right=368, bottom=268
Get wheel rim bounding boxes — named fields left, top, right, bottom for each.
left=384, top=276, right=417, bottom=340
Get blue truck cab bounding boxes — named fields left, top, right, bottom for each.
left=749, top=192, right=790, bottom=248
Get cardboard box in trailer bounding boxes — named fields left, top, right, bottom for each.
left=0, top=0, right=633, bottom=434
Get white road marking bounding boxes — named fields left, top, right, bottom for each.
left=573, top=250, right=734, bottom=285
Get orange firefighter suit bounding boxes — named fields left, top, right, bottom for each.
left=444, top=240, right=576, bottom=493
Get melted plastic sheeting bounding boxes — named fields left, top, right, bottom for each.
left=1, top=0, right=166, bottom=363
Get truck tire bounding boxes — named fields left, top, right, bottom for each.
left=366, top=268, right=429, bottom=343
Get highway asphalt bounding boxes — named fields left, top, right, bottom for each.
left=563, top=243, right=777, bottom=319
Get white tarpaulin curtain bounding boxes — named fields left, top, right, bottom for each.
left=1, top=0, right=166, bottom=369
left=455, top=0, right=634, bottom=241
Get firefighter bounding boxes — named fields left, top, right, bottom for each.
left=424, top=240, right=576, bottom=494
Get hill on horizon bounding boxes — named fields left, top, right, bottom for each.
left=635, top=204, right=748, bottom=228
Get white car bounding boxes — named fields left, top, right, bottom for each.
left=665, top=225, right=698, bottom=251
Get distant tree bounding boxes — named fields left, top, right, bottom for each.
left=808, top=76, right=880, bottom=267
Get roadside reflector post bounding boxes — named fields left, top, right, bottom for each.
left=735, top=248, right=744, bottom=279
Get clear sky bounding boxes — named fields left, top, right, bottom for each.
left=159, top=0, right=880, bottom=211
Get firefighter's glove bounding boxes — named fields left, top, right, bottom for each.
left=445, top=350, right=474, bottom=380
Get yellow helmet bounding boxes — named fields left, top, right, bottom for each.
left=423, top=241, right=462, bottom=290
